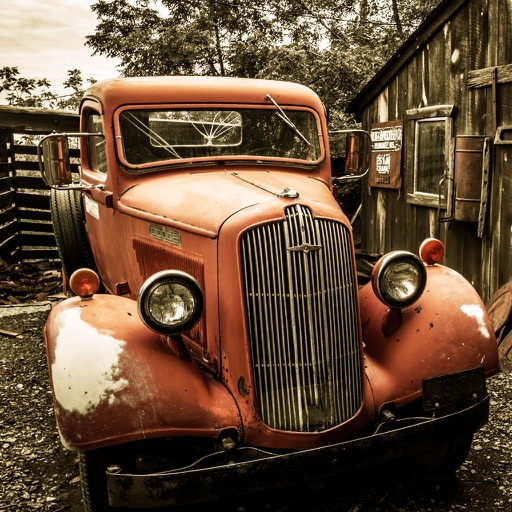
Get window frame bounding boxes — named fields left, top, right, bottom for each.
left=113, top=104, right=324, bottom=172
left=405, top=105, right=454, bottom=208
left=86, top=111, right=107, bottom=174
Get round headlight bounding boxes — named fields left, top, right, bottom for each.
left=138, top=270, right=204, bottom=335
left=371, top=251, right=427, bottom=309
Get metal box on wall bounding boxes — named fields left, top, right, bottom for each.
left=454, top=135, right=486, bottom=223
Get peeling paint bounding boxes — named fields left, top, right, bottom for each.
left=376, top=192, right=386, bottom=248
left=52, top=308, right=128, bottom=414
left=461, top=304, right=491, bottom=339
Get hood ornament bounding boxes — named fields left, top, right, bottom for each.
left=278, top=188, right=299, bottom=198
left=288, top=242, right=322, bottom=254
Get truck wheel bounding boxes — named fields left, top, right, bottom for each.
left=413, top=434, right=473, bottom=475
left=79, top=449, right=133, bottom=512
left=79, top=450, right=110, bottom=512
left=50, top=188, right=96, bottom=284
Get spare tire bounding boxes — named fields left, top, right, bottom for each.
left=50, top=188, right=96, bottom=284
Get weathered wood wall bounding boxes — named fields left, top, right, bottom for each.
left=355, top=0, right=512, bottom=302
left=0, top=106, right=79, bottom=262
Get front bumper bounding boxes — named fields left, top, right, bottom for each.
left=107, top=395, right=489, bottom=508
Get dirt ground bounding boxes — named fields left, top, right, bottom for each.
left=0, top=263, right=511, bottom=512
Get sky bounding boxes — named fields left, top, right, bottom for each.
left=0, top=0, right=120, bottom=102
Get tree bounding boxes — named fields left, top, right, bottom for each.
left=87, top=0, right=287, bottom=77
left=0, top=67, right=96, bottom=111
left=57, top=70, right=97, bottom=111
left=0, top=67, right=57, bottom=108
left=86, top=0, right=440, bottom=124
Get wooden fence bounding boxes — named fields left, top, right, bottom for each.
left=0, top=106, right=79, bottom=262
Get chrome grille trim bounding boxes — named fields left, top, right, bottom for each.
left=241, top=205, right=362, bottom=432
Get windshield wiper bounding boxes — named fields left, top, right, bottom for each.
left=265, top=94, right=311, bottom=147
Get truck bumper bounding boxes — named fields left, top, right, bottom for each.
left=107, top=395, right=489, bottom=508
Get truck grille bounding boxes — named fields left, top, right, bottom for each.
left=241, top=205, right=362, bottom=432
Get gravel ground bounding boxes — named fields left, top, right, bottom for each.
left=1, top=302, right=511, bottom=512
left=0, top=304, right=81, bottom=512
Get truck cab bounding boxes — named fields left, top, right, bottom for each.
left=39, top=76, right=499, bottom=511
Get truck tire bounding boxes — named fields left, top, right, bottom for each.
left=78, top=448, right=129, bottom=512
left=50, top=188, right=96, bottom=283
left=79, top=449, right=134, bottom=512
left=79, top=450, right=111, bottom=512
left=413, top=434, right=473, bottom=475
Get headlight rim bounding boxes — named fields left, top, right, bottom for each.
left=371, top=250, right=427, bottom=309
left=138, top=270, right=204, bottom=335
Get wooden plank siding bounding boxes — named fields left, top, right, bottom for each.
left=0, top=106, right=79, bottom=262
left=348, top=0, right=512, bottom=302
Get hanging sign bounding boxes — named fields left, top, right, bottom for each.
left=369, top=120, right=403, bottom=189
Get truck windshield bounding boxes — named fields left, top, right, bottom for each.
left=118, top=107, right=322, bottom=168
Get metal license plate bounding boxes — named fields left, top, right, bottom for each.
left=422, top=366, right=486, bottom=411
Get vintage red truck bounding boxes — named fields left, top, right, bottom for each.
left=38, top=76, right=499, bottom=511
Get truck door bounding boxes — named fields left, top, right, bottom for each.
left=80, top=108, right=128, bottom=296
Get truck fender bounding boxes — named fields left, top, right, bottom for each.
left=359, top=264, right=500, bottom=408
left=44, top=294, right=241, bottom=451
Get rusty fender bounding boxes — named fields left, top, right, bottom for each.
left=359, top=264, right=500, bottom=408
left=106, top=396, right=489, bottom=508
left=44, top=295, right=241, bottom=451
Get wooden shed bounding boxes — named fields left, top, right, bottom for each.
left=347, top=0, right=512, bottom=303
left=0, top=106, right=79, bottom=262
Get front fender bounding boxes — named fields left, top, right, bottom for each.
left=360, top=264, right=499, bottom=408
left=44, top=295, right=241, bottom=451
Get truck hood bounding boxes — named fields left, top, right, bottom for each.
left=118, top=170, right=337, bottom=237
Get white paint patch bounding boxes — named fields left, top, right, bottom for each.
left=52, top=308, right=128, bottom=414
left=461, top=304, right=491, bottom=339
left=422, top=52, right=428, bottom=106
left=377, top=92, right=388, bottom=122
left=377, top=191, right=386, bottom=249
left=428, top=209, right=436, bottom=238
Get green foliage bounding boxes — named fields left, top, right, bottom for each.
left=58, top=70, right=97, bottom=111
left=2, top=0, right=442, bottom=119
left=86, top=0, right=441, bottom=125
left=0, top=67, right=96, bottom=111
left=0, top=67, right=57, bottom=108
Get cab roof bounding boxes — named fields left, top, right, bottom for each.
left=82, top=76, right=325, bottom=112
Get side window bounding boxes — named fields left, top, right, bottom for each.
left=406, top=105, right=453, bottom=207
left=87, top=112, right=107, bottom=174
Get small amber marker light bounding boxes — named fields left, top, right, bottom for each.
left=69, top=268, right=100, bottom=299
left=419, top=238, right=445, bottom=265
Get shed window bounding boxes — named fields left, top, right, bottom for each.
left=415, top=119, right=446, bottom=194
left=406, top=105, right=453, bottom=207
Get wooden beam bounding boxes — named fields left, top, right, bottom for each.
left=0, top=106, right=79, bottom=134
left=467, top=63, right=512, bottom=89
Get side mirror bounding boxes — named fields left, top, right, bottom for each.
left=345, top=132, right=371, bottom=175
left=329, top=129, right=371, bottom=180
left=38, top=132, right=104, bottom=190
left=38, top=134, right=73, bottom=187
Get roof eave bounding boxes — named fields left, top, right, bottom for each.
left=346, top=0, right=468, bottom=118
